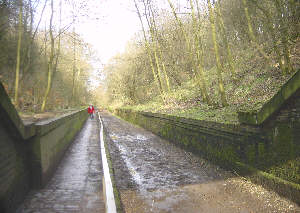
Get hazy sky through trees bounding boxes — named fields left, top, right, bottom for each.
left=36, top=0, right=189, bottom=65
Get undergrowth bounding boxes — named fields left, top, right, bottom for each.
left=111, top=65, right=296, bottom=124
left=109, top=43, right=299, bottom=124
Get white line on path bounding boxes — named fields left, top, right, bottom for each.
left=98, top=113, right=117, bottom=213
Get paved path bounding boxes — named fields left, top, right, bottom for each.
left=101, top=111, right=299, bottom=213
left=17, top=118, right=105, bottom=213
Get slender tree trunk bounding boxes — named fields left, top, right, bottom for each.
left=241, top=0, right=270, bottom=62
left=207, top=0, right=228, bottom=106
left=23, top=0, right=48, bottom=77
left=167, top=0, right=190, bottom=51
left=51, top=0, right=62, bottom=91
left=14, top=0, right=23, bottom=107
left=190, top=0, right=210, bottom=104
left=133, top=0, right=163, bottom=96
left=167, top=0, right=195, bottom=78
left=274, top=0, right=293, bottom=74
left=215, top=2, right=236, bottom=80
left=144, top=7, right=164, bottom=93
left=143, top=3, right=165, bottom=93
left=41, top=0, right=55, bottom=112
left=71, top=16, right=76, bottom=105
left=149, top=5, right=171, bottom=92
left=249, top=0, right=285, bottom=72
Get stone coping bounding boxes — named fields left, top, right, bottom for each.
left=238, top=69, right=300, bottom=125
left=0, top=81, right=87, bottom=139
left=119, top=109, right=261, bottom=135
left=35, top=110, right=85, bottom=136
left=0, top=82, right=35, bottom=139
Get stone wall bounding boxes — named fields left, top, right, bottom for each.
left=0, top=121, right=30, bottom=213
left=30, top=110, right=88, bottom=188
left=114, top=90, right=300, bottom=204
left=262, top=89, right=300, bottom=185
left=0, top=82, right=88, bottom=213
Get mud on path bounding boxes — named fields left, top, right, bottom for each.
left=101, top=111, right=299, bottom=213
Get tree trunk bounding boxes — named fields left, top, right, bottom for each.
left=71, top=17, right=76, bottom=105
left=167, top=0, right=190, bottom=51
left=274, top=0, right=293, bottom=74
left=190, top=0, right=211, bottom=104
left=149, top=5, right=171, bottom=92
left=241, top=0, right=270, bottom=62
left=133, top=0, right=163, bottom=96
left=51, top=0, right=62, bottom=91
left=215, top=2, right=236, bottom=80
left=41, top=0, right=55, bottom=112
left=249, top=0, right=285, bottom=72
left=14, top=0, right=23, bottom=107
left=208, top=0, right=228, bottom=106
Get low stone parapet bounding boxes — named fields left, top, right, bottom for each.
left=0, top=81, right=88, bottom=213
left=30, top=109, right=88, bottom=188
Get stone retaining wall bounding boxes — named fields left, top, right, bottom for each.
left=114, top=100, right=300, bottom=204
left=0, top=82, right=88, bottom=213
left=113, top=70, right=300, bottom=204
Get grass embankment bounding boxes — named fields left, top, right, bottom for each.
left=116, top=65, right=296, bottom=124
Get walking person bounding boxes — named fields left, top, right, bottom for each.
left=88, top=104, right=95, bottom=119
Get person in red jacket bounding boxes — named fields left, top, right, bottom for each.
left=88, top=104, right=95, bottom=119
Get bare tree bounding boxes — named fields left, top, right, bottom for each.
left=207, top=0, right=227, bottom=106
left=14, top=0, right=23, bottom=107
left=41, top=0, right=55, bottom=112
left=133, top=0, right=164, bottom=96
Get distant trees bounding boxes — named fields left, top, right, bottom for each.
left=103, top=0, right=299, bottom=107
left=0, top=0, right=95, bottom=112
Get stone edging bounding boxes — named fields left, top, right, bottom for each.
left=238, top=69, right=300, bottom=125
left=98, top=113, right=117, bottom=213
left=99, top=113, right=123, bottom=213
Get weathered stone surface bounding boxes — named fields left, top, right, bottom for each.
left=238, top=69, right=300, bottom=125
left=0, top=81, right=88, bottom=212
left=114, top=98, right=300, bottom=204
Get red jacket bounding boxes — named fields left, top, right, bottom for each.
left=88, top=106, right=95, bottom=114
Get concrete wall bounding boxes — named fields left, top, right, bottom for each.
left=114, top=90, right=300, bottom=204
left=0, top=82, right=88, bottom=213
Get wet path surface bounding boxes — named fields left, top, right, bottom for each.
left=17, top=118, right=105, bottom=213
left=101, top=111, right=299, bottom=213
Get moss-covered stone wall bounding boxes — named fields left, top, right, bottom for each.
left=262, top=89, right=300, bottom=186
left=114, top=97, right=300, bottom=204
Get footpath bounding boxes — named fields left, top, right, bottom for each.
left=17, top=117, right=105, bottom=213
left=101, top=111, right=299, bottom=213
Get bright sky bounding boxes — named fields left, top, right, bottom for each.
left=39, top=0, right=189, bottom=64
left=38, top=0, right=187, bottom=86
left=77, top=0, right=141, bottom=64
